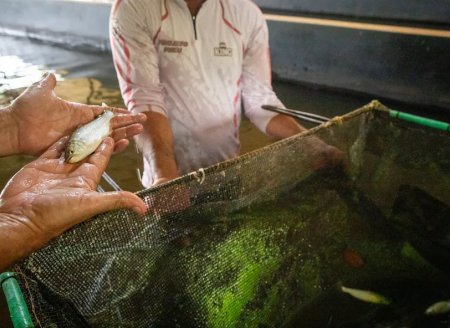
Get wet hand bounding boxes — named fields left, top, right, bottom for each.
left=7, top=72, right=146, bottom=156
left=0, top=137, right=147, bottom=269
left=305, top=137, right=349, bottom=173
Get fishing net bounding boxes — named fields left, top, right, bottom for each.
left=11, top=101, right=450, bottom=327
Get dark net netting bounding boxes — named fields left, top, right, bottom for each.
left=12, top=101, right=450, bottom=327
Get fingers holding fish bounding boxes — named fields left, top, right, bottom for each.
left=39, top=136, right=70, bottom=160
left=101, top=104, right=146, bottom=151
left=69, top=137, right=147, bottom=215
left=7, top=73, right=146, bottom=157
left=109, top=112, right=147, bottom=129
left=89, top=105, right=128, bottom=117
left=65, top=109, right=146, bottom=163
left=112, top=139, right=130, bottom=154
left=80, top=137, right=115, bottom=184
left=88, top=104, right=147, bottom=129
left=90, top=137, right=115, bottom=164
left=110, top=122, right=143, bottom=142
left=109, top=114, right=146, bottom=153
left=65, top=110, right=114, bottom=163
left=65, top=101, right=145, bottom=130
left=30, top=136, right=81, bottom=174
left=107, top=119, right=145, bottom=154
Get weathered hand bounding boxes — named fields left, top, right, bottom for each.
left=6, top=72, right=146, bottom=156
left=305, top=137, right=349, bottom=173
left=0, top=137, right=147, bottom=270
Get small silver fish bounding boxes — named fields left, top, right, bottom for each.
left=425, top=301, right=450, bottom=316
left=341, top=285, right=391, bottom=305
left=65, top=110, right=114, bottom=163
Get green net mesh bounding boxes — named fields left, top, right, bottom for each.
left=12, top=101, right=450, bottom=327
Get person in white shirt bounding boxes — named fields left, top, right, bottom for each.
left=110, top=0, right=345, bottom=188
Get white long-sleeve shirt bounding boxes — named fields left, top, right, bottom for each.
left=110, top=0, right=283, bottom=185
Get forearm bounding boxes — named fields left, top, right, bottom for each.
left=0, top=106, right=19, bottom=157
left=266, top=114, right=307, bottom=140
left=135, top=111, right=179, bottom=185
left=266, top=114, right=330, bottom=148
left=266, top=114, right=348, bottom=171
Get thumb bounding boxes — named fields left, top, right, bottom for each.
left=39, top=72, right=57, bottom=90
left=80, top=191, right=147, bottom=219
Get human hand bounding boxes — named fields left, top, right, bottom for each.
left=304, top=137, right=349, bottom=173
left=5, top=72, right=146, bottom=156
left=0, top=137, right=147, bottom=270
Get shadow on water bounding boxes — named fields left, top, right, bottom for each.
left=281, top=172, right=450, bottom=328
left=1, top=35, right=449, bottom=327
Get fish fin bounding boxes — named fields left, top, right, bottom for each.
left=59, top=152, right=66, bottom=165
left=336, top=280, right=344, bottom=292
left=326, top=315, right=333, bottom=328
left=136, top=168, right=142, bottom=185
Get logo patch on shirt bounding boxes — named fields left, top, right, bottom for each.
left=160, top=39, right=188, bottom=53
left=214, top=42, right=232, bottom=57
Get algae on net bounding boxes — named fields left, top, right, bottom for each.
left=18, top=107, right=450, bottom=327
left=83, top=172, right=448, bottom=328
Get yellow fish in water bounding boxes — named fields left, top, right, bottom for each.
left=65, top=110, right=114, bottom=163
left=341, top=285, right=391, bottom=305
left=425, top=301, right=450, bottom=315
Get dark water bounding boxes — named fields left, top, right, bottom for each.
left=1, top=35, right=449, bottom=327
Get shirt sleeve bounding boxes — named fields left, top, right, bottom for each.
left=109, top=0, right=167, bottom=116
left=241, top=8, right=283, bottom=134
